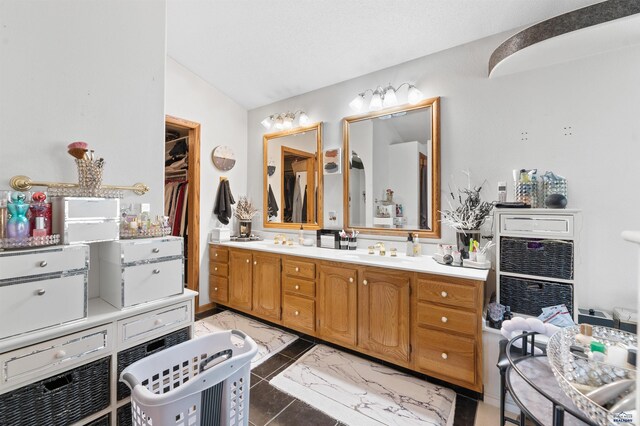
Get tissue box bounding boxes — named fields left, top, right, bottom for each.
left=210, top=228, right=230, bottom=243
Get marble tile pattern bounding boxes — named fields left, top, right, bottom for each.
left=270, top=344, right=457, bottom=426
left=194, top=310, right=298, bottom=368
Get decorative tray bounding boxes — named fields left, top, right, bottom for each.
left=0, top=234, right=61, bottom=250
left=547, top=325, right=637, bottom=426
left=230, top=236, right=263, bottom=242
left=120, top=227, right=172, bottom=239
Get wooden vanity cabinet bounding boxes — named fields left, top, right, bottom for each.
left=252, top=252, right=281, bottom=321
left=318, top=264, right=358, bottom=347
left=228, top=249, right=253, bottom=311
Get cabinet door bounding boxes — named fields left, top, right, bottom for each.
left=252, top=253, right=281, bottom=321
left=229, top=250, right=252, bottom=310
left=358, top=269, right=410, bottom=364
left=318, top=265, right=357, bottom=346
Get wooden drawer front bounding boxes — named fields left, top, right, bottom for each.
left=210, top=246, right=229, bottom=263
left=1, top=325, right=112, bottom=386
left=415, top=328, right=476, bottom=385
left=121, top=238, right=183, bottom=264
left=121, top=259, right=184, bottom=307
left=283, top=295, right=315, bottom=333
left=0, top=245, right=88, bottom=281
left=210, top=262, right=229, bottom=277
left=416, top=303, right=477, bottom=336
left=0, top=273, right=87, bottom=340
left=119, top=302, right=191, bottom=345
left=416, top=278, right=477, bottom=310
left=283, top=277, right=315, bottom=298
left=284, top=259, right=316, bottom=280
left=210, top=275, right=229, bottom=303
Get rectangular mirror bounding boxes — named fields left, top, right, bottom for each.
left=263, top=123, right=323, bottom=230
left=343, top=98, right=440, bottom=238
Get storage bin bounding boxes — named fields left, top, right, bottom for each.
left=52, top=197, right=120, bottom=244
left=117, top=327, right=190, bottom=400
left=500, top=275, right=574, bottom=317
left=0, top=356, right=111, bottom=426
left=117, top=403, right=133, bottom=426
left=85, top=413, right=111, bottom=426
left=500, top=237, right=574, bottom=280
left=120, top=330, right=257, bottom=426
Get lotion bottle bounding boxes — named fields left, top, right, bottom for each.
left=298, top=225, right=304, bottom=245
left=406, top=233, right=414, bottom=257
left=412, top=233, right=421, bottom=256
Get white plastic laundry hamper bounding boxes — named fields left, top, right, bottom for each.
left=120, top=329, right=257, bottom=426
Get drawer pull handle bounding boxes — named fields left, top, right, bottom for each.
left=36, top=289, right=46, bottom=296
left=246, top=259, right=250, bottom=263
left=214, top=287, right=218, bottom=291
left=215, top=253, right=218, bottom=257
left=295, top=267, right=300, bottom=272
left=294, top=311, right=299, bottom=316
left=55, top=350, right=66, bottom=359
left=349, top=277, right=354, bottom=283
left=214, top=267, right=218, bottom=271
left=441, top=316, right=448, bottom=323
left=441, top=291, right=448, bottom=298
left=294, top=285, right=300, bottom=290
left=441, top=352, right=448, bottom=360
left=254, top=261, right=257, bottom=265
left=40, top=261, right=47, bottom=267
left=154, top=319, right=163, bottom=326
left=153, top=269, right=161, bottom=274
left=152, top=248, right=160, bottom=253
left=363, top=280, right=368, bottom=286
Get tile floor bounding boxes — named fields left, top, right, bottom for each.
left=195, top=309, right=483, bottom=426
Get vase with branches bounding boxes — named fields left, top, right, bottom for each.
left=234, top=196, right=258, bottom=237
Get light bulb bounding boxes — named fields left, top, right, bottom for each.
left=407, top=85, right=424, bottom=105
left=283, top=115, right=293, bottom=130
left=261, top=117, right=272, bottom=129
left=298, top=111, right=310, bottom=126
left=274, top=116, right=284, bottom=130
left=382, top=86, right=398, bottom=108
left=349, top=94, right=365, bottom=111
left=369, top=89, right=383, bottom=111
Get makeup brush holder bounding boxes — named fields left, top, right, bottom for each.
left=514, top=181, right=538, bottom=207
left=76, top=159, right=104, bottom=190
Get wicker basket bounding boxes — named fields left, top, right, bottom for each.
left=500, top=275, right=574, bottom=317
left=0, top=356, right=111, bottom=426
left=85, top=413, right=111, bottom=426
left=500, top=237, right=574, bottom=280
left=117, top=403, right=133, bottom=426
left=117, top=327, right=190, bottom=400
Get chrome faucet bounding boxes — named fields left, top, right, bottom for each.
left=375, top=242, right=386, bottom=256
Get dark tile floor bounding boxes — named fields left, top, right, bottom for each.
left=195, top=309, right=478, bottom=426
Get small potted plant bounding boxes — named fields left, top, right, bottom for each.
left=234, top=196, right=258, bottom=238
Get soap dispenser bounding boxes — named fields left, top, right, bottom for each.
left=406, top=233, right=414, bottom=257
left=412, top=233, right=421, bottom=256
left=298, top=225, right=304, bottom=245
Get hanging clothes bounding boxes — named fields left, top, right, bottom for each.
left=164, top=180, right=188, bottom=237
left=420, top=162, right=429, bottom=229
left=301, top=185, right=308, bottom=223
left=267, top=184, right=279, bottom=218
left=283, top=173, right=295, bottom=222
left=292, top=176, right=303, bottom=223
left=213, top=179, right=235, bottom=224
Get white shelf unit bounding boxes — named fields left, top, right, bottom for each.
left=495, top=208, right=581, bottom=320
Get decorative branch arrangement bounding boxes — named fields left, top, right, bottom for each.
left=234, top=196, right=259, bottom=221
left=440, top=171, right=493, bottom=230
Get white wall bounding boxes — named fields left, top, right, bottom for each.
left=165, top=57, right=248, bottom=306
left=248, top=33, right=640, bottom=312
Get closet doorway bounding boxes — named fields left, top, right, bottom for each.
left=165, top=115, right=201, bottom=310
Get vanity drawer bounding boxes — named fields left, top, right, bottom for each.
left=283, top=258, right=316, bottom=280
left=118, top=301, right=191, bottom=345
left=60, top=220, right=120, bottom=245
left=0, top=325, right=111, bottom=387
left=55, top=197, right=120, bottom=220
left=210, top=246, right=229, bottom=263
left=210, top=262, right=229, bottom=277
left=283, top=295, right=315, bottom=333
left=416, top=277, right=478, bottom=310
left=0, top=245, right=88, bottom=281
left=414, top=328, right=476, bottom=385
left=0, top=272, right=87, bottom=340
left=121, top=237, right=183, bottom=264
left=500, top=214, right=573, bottom=237
left=416, top=302, right=477, bottom=336
left=210, top=275, right=229, bottom=303
left=283, top=276, right=315, bottom=298
left=119, top=259, right=184, bottom=308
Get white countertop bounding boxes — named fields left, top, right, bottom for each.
left=622, top=231, right=640, bottom=245
left=212, top=241, right=489, bottom=281
left=0, top=289, right=198, bottom=353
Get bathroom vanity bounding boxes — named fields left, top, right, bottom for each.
left=209, top=241, right=488, bottom=393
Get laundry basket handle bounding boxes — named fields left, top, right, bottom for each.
left=121, top=371, right=139, bottom=390
left=231, top=329, right=248, bottom=340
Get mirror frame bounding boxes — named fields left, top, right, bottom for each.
left=263, top=122, right=324, bottom=230
left=342, top=97, right=440, bottom=238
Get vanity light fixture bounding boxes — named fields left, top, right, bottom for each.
left=349, top=82, right=424, bottom=112
left=261, top=110, right=310, bottom=130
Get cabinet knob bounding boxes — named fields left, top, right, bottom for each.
left=294, top=311, right=299, bottom=316
left=246, top=259, right=250, bottom=263
left=36, top=289, right=46, bottom=296
left=441, top=353, right=448, bottom=360
left=152, top=248, right=160, bottom=253
left=349, top=277, right=354, bottom=283
left=214, top=287, right=218, bottom=291
left=363, top=280, right=368, bottom=286
left=54, top=350, right=66, bottom=359
left=214, top=267, right=218, bottom=271
left=215, top=253, right=218, bottom=257
left=39, top=260, right=47, bottom=267
left=153, top=269, right=160, bottom=274
left=295, top=267, right=300, bottom=272
left=441, top=316, right=448, bottom=323
left=254, top=260, right=257, bottom=265
left=294, top=285, right=300, bottom=290
left=441, top=291, right=448, bottom=298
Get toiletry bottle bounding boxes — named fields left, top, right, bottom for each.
left=412, top=233, right=421, bottom=256
left=29, top=192, right=50, bottom=237
left=298, top=225, right=304, bottom=245
left=576, top=323, right=594, bottom=347
left=7, top=192, right=30, bottom=240
left=0, top=191, right=8, bottom=240
left=406, top=233, right=414, bottom=257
